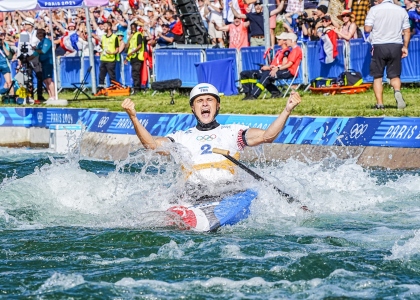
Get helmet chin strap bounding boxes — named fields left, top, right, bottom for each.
left=192, top=108, right=220, bottom=131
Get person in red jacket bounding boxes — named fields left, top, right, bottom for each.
left=245, top=33, right=302, bottom=100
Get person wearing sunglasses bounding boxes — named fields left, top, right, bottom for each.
left=334, top=10, right=359, bottom=41
left=317, top=15, right=338, bottom=64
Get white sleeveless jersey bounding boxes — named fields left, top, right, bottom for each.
left=167, top=124, right=249, bottom=183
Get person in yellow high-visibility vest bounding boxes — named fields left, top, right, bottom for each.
left=99, top=21, right=120, bottom=88
left=124, top=22, right=144, bottom=95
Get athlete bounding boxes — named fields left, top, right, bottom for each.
left=122, top=83, right=301, bottom=185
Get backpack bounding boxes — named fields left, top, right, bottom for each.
left=337, top=70, right=363, bottom=86
left=310, top=77, right=337, bottom=88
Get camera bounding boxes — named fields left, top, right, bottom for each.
left=297, top=12, right=315, bottom=25
left=20, top=43, right=29, bottom=55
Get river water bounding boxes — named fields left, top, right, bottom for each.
left=1, top=146, right=420, bottom=299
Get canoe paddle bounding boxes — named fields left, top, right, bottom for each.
left=212, top=148, right=310, bottom=211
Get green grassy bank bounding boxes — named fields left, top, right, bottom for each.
left=5, top=85, right=420, bottom=117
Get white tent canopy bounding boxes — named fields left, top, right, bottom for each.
left=0, top=0, right=109, bottom=100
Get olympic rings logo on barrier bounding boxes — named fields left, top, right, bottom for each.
left=196, top=134, right=217, bottom=141
left=98, top=116, right=109, bottom=128
left=349, top=123, right=368, bottom=139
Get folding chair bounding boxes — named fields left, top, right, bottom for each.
left=71, top=66, right=92, bottom=101
left=278, top=65, right=301, bottom=98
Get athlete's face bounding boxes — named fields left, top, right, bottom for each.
left=191, top=95, right=220, bottom=124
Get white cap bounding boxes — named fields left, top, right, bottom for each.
left=22, top=17, right=35, bottom=26
left=276, top=32, right=288, bottom=40
left=286, top=32, right=298, bottom=42
left=189, top=83, right=220, bottom=105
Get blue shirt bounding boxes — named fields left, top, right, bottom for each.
left=408, top=10, right=420, bottom=35
left=33, top=37, right=53, bottom=64
left=116, top=24, right=128, bottom=43
left=157, top=32, right=175, bottom=46
left=0, top=42, right=10, bottom=63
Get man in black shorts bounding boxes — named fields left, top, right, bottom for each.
left=364, top=0, right=411, bottom=110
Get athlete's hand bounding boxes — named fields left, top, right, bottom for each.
left=285, top=91, right=301, bottom=113
left=122, top=98, right=137, bottom=118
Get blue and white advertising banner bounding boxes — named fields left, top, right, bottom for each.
left=2, top=108, right=420, bottom=148
left=38, top=0, right=84, bottom=7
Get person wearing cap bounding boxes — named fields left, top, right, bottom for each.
left=240, top=32, right=291, bottom=99
left=213, top=5, right=249, bottom=50
left=99, top=21, right=120, bottom=88
left=18, top=16, right=44, bottom=101
left=246, top=33, right=302, bottom=100
left=125, top=23, right=145, bottom=94
left=0, top=31, right=13, bottom=96
left=116, top=31, right=126, bottom=60
left=364, top=0, right=410, bottom=110
left=318, top=15, right=339, bottom=64
left=230, top=0, right=284, bottom=46
left=121, top=83, right=301, bottom=184
left=154, top=23, right=174, bottom=46
left=333, top=10, right=360, bottom=41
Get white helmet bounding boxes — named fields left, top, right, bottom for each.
left=189, top=83, right=220, bottom=106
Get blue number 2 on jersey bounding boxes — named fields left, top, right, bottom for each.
left=200, top=144, right=212, bottom=155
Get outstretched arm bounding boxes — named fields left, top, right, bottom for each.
left=245, top=92, right=301, bottom=146
left=122, top=98, right=171, bottom=150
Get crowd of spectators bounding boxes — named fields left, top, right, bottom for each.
left=0, top=0, right=417, bottom=62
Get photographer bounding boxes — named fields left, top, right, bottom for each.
left=29, top=29, right=55, bottom=101
left=0, top=31, right=13, bottom=95
left=18, top=17, right=43, bottom=101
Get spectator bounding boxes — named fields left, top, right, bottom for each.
left=408, top=3, right=420, bottom=35
left=205, top=0, right=224, bottom=47
left=213, top=14, right=249, bottom=50
left=318, top=15, right=339, bottom=64
left=240, top=32, right=291, bottom=99
left=163, top=10, right=184, bottom=43
left=154, top=23, right=174, bottom=46
left=348, top=0, right=371, bottom=28
left=231, top=0, right=283, bottom=46
left=99, top=21, right=120, bottom=89
left=364, top=0, right=410, bottom=109
left=18, top=16, right=44, bottom=101
left=116, top=30, right=126, bottom=60
left=197, top=0, right=209, bottom=30
left=30, top=29, right=55, bottom=101
left=334, top=10, right=359, bottom=41
left=244, top=33, right=302, bottom=100
left=0, top=30, right=13, bottom=96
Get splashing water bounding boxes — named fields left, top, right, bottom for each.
left=1, top=145, right=420, bottom=298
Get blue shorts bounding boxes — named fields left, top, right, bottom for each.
left=0, top=61, right=10, bottom=75
left=42, top=63, right=54, bottom=80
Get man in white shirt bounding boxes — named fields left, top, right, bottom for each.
left=364, top=0, right=411, bottom=110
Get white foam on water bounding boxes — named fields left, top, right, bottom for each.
left=1, top=146, right=420, bottom=244
left=387, top=229, right=420, bottom=260
left=37, top=272, right=85, bottom=294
